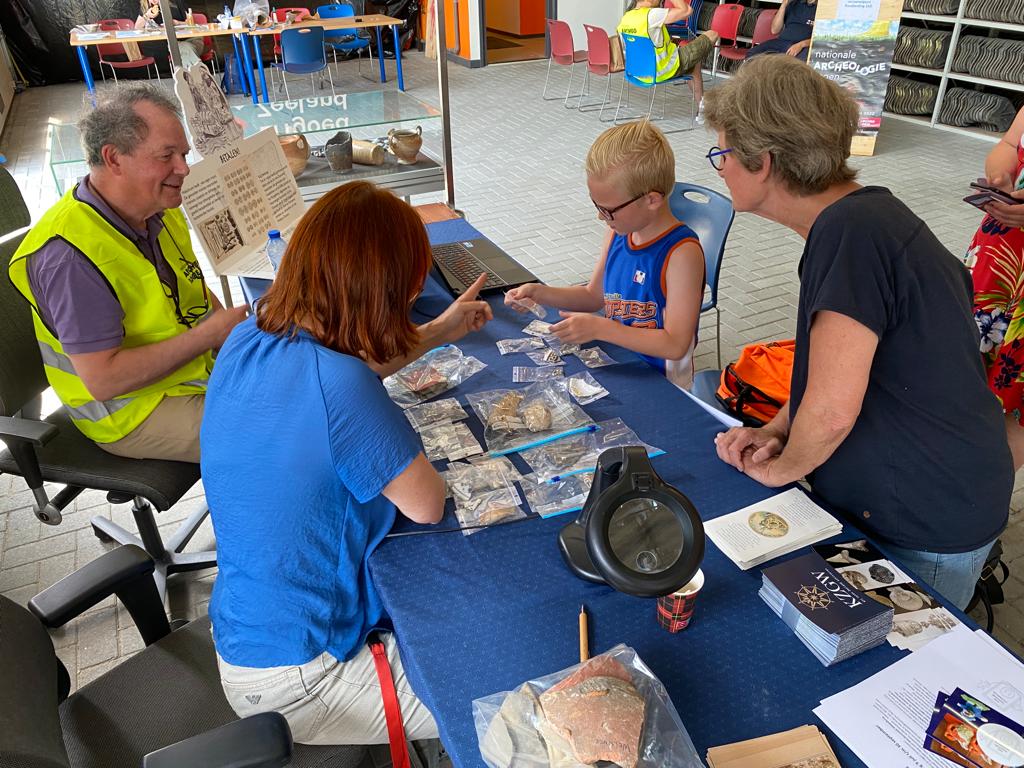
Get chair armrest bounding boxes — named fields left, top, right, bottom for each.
left=0, top=414, right=58, bottom=446
left=142, top=712, right=293, bottom=768
left=29, top=544, right=172, bottom=645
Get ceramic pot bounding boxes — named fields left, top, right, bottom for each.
left=387, top=125, right=422, bottom=165
left=325, top=131, right=353, bottom=171
left=279, top=134, right=310, bottom=176
left=353, top=139, right=386, bottom=166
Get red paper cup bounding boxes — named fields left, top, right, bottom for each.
left=656, top=569, right=705, bottom=633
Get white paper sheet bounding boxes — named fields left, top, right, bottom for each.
left=814, top=627, right=1024, bottom=767
left=678, top=385, right=743, bottom=428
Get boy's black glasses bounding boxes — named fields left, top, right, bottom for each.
left=592, top=191, right=650, bottom=221
left=706, top=146, right=734, bottom=171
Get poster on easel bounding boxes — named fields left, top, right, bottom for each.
left=808, top=0, right=906, bottom=156
left=173, top=64, right=303, bottom=280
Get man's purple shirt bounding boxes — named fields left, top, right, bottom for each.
left=26, top=177, right=180, bottom=354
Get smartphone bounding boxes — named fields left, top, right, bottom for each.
left=969, top=179, right=1021, bottom=206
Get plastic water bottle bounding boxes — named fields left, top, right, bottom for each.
left=266, top=230, right=287, bottom=274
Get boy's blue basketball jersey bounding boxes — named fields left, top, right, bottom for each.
left=603, top=223, right=703, bottom=388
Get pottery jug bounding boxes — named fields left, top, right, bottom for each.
left=279, top=134, right=310, bottom=176
left=387, top=125, right=422, bottom=165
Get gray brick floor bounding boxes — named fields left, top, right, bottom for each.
left=0, top=50, right=1021, bottom=697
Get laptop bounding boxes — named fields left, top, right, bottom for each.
left=431, top=238, right=538, bottom=297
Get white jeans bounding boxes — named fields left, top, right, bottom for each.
left=217, top=632, right=439, bottom=745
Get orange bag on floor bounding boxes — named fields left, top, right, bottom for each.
left=716, top=340, right=795, bottom=426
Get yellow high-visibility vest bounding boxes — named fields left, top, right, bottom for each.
left=8, top=186, right=214, bottom=443
left=618, top=8, right=682, bottom=83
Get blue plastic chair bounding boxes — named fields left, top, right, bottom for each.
left=273, top=26, right=335, bottom=100
left=668, top=182, right=736, bottom=368
left=614, top=34, right=695, bottom=130
left=665, top=0, right=703, bottom=40
left=316, top=3, right=376, bottom=81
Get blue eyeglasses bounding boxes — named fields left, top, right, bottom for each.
left=706, top=146, right=734, bottom=171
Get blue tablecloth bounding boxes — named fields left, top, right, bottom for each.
left=364, top=222, right=983, bottom=768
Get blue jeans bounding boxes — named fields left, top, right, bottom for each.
left=884, top=539, right=996, bottom=611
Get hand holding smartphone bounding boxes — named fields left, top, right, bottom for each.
left=964, top=177, right=1023, bottom=210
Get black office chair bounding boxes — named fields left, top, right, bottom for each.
left=0, top=228, right=214, bottom=598
left=0, top=166, right=31, bottom=237
left=0, top=543, right=372, bottom=767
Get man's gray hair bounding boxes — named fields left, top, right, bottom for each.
left=78, top=83, right=183, bottom=168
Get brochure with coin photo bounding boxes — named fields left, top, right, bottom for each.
left=705, top=489, right=843, bottom=570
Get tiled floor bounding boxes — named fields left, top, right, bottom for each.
left=1, top=50, right=1022, bottom=700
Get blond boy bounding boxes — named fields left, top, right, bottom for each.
left=506, top=121, right=705, bottom=389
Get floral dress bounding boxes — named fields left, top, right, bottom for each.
left=965, top=135, right=1024, bottom=421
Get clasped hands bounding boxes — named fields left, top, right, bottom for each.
left=714, top=424, right=788, bottom=487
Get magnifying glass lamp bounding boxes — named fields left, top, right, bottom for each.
left=558, top=446, right=704, bottom=597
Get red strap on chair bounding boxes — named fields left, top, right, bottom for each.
left=369, top=637, right=411, bottom=768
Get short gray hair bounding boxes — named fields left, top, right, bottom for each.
left=78, top=83, right=183, bottom=168
left=703, top=55, right=858, bottom=195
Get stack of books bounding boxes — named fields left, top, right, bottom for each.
left=705, top=489, right=843, bottom=570
left=760, top=550, right=893, bottom=666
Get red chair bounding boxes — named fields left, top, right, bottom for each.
left=579, top=24, right=619, bottom=121
left=717, top=9, right=777, bottom=66
left=97, top=19, right=159, bottom=83
left=543, top=19, right=587, bottom=107
left=272, top=7, right=312, bottom=61
left=167, top=13, right=219, bottom=73
left=709, top=3, right=743, bottom=79
left=192, top=13, right=219, bottom=74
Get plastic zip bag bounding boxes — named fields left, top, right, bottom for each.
left=513, top=367, right=564, bottom=383
left=404, top=398, right=469, bottom=432
left=474, top=644, right=703, bottom=768
left=577, top=346, right=618, bottom=368
left=454, top=487, right=526, bottom=536
left=542, top=336, right=582, bottom=357
left=519, top=418, right=664, bottom=483
left=497, top=337, right=546, bottom=355
left=384, top=346, right=487, bottom=409
left=521, top=472, right=593, bottom=518
left=566, top=372, right=609, bottom=405
left=522, top=320, right=554, bottom=338
left=420, top=422, right=483, bottom=462
left=526, top=349, right=565, bottom=367
left=443, top=458, right=521, bottom=501
left=466, top=381, right=596, bottom=456
left=505, top=292, right=548, bottom=319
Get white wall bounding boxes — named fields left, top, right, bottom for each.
left=557, top=0, right=625, bottom=46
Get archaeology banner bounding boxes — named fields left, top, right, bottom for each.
left=808, top=0, right=906, bottom=156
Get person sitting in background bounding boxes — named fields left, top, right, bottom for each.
left=506, top=121, right=705, bottom=390
left=201, top=181, right=491, bottom=745
left=746, top=0, right=817, bottom=60
left=705, top=56, right=1012, bottom=610
left=964, top=105, right=1024, bottom=470
left=618, top=0, right=721, bottom=124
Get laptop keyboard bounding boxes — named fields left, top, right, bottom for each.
left=432, top=243, right=507, bottom=290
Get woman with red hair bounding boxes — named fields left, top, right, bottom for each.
left=200, top=181, right=490, bottom=745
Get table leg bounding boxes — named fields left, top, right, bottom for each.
left=375, top=27, right=387, bottom=83
left=230, top=34, right=250, bottom=95
left=251, top=34, right=269, bottom=103
left=239, top=33, right=258, bottom=104
left=77, top=47, right=95, bottom=96
left=392, top=25, right=404, bottom=92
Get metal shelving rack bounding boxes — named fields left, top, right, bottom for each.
left=885, top=1, right=1024, bottom=141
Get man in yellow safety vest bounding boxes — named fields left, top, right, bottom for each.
left=8, top=83, right=247, bottom=463
left=618, top=0, right=721, bottom=122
